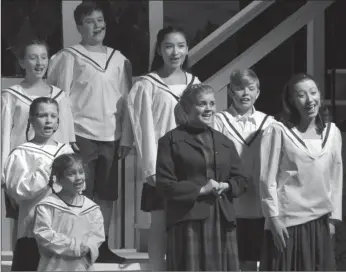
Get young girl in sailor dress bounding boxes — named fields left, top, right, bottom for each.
left=34, top=153, right=105, bottom=272
left=2, top=97, right=74, bottom=271
left=127, top=26, right=200, bottom=270
left=1, top=40, right=75, bottom=248
left=259, top=74, right=342, bottom=271
left=1, top=39, right=75, bottom=170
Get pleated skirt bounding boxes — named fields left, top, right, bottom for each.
left=260, top=214, right=335, bottom=271
left=166, top=202, right=239, bottom=271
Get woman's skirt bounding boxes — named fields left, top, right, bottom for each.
left=166, top=202, right=239, bottom=271
left=260, top=214, right=335, bottom=271
left=11, top=237, right=40, bottom=271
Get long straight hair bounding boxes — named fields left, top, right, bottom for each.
left=282, top=73, right=330, bottom=133
left=150, top=26, right=189, bottom=72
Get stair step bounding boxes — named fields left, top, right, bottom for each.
left=1, top=249, right=149, bottom=259
left=1, top=262, right=11, bottom=272
left=1, top=249, right=150, bottom=271
left=1, top=262, right=150, bottom=271
left=94, top=263, right=149, bottom=271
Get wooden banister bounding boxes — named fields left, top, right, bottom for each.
left=188, top=0, right=275, bottom=67
left=204, top=1, right=334, bottom=95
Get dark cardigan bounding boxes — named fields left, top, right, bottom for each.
left=156, top=125, right=250, bottom=228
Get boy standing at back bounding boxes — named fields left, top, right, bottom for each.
left=213, top=69, right=276, bottom=271
left=47, top=1, right=133, bottom=263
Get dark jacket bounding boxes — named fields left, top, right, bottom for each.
left=156, top=125, right=250, bottom=228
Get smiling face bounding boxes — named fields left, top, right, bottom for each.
left=30, top=102, right=59, bottom=140
left=157, top=32, right=188, bottom=70
left=229, top=77, right=260, bottom=115
left=291, top=79, right=321, bottom=121
left=59, top=162, right=86, bottom=195
left=77, top=9, right=106, bottom=45
left=187, top=92, right=216, bottom=127
left=20, top=44, right=49, bottom=81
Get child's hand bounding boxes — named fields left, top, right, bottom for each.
left=34, top=158, right=44, bottom=169
left=35, top=159, right=51, bottom=174
left=80, top=243, right=90, bottom=256
left=146, top=175, right=156, bottom=186
left=118, top=146, right=131, bottom=160
left=42, top=164, right=52, bottom=175
left=268, top=216, right=289, bottom=252
left=71, top=142, right=80, bottom=153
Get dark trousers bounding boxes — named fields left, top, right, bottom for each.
left=76, top=135, right=120, bottom=200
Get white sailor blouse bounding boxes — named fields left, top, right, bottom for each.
left=213, top=106, right=276, bottom=218
left=260, top=122, right=343, bottom=228
left=1, top=85, right=75, bottom=168
left=2, top=142, right=73, bottom=239
left=34, top=194, right=105, bottom=272
left=47, top=44, right=133, bottom=145
left=127, top=72, right=200, bottom=180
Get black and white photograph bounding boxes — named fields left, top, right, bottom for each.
left=1, top=0, right=346, bottom=271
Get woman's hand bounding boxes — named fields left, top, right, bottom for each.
left=200, top=179, right=220, bottom=195
left=216, top=182, right=230, bottom=195
left=268, top=216, right=289, bottom=252
left=329, top=221, right=336, bottom=237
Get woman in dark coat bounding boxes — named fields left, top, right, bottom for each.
left=156, top=84, right=250, bottom=271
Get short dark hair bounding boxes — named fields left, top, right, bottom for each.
left=74, top=1, right=104, bottom=26
left=282, top=73, right=330, bottom=133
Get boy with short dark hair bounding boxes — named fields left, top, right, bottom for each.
left=47, top=1, right=133, bottom=263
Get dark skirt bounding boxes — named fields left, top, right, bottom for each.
left=4, top=191, right=19, bottom=219
left=260, top=214, right=335, bottom=271
left=11, top=237, right=40, bottom=271
left=334, top=217, right=346, bottom=270
left=166, top=201, right=239, bottom=271
left=236, top=217, right=265, bottom=262
left=140, top=183, right=164, bottom=212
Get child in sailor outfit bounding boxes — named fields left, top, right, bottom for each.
left=2, top=97, right=74, bottom=271
left=33, top=153, right=105, bottom=272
